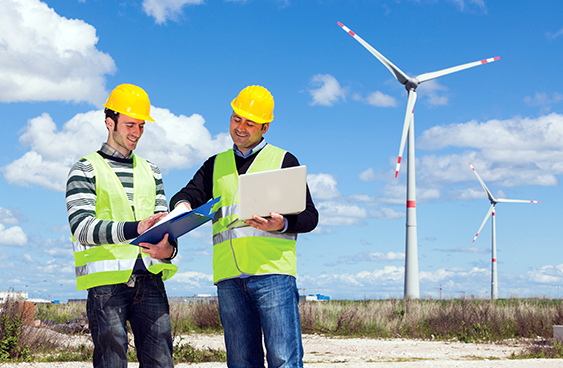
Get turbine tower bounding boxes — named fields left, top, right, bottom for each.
left=337, top=22, right=500, bottom=299
left=468, top=162, right=539, bottom=299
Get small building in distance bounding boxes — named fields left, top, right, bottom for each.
left=169, top=294, right=218, bottom=304
left=300, top=294, right=331, bottom=302
left=0, top=290, right=28, bottom=302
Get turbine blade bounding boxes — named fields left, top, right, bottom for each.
left=417, top=57, right=500, bottom=84
left=496, top=199, right=540, bottom=204
left=337, top=22, right=410, bottom=85
left=473, top=204, right=494, bottom=243
left=468, top=162, right=496, bottom=203
left=395, top=90, right=417, bottom=178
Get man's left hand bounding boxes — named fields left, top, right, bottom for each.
left=139, top=233, right=175, bottom=259
left=245, top=212, right=285, bottom=232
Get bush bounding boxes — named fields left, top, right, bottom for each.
left=0, top=298, right=31, bottom=362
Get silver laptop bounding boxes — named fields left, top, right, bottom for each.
left=227, top=165, right=307, bottom=228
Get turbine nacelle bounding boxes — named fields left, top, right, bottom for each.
left=405, top=78, right=419, bottom=92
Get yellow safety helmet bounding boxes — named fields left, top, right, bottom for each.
left=231, top=85, right=274, bottom=124
left=103, top=84, right=155, bottom=122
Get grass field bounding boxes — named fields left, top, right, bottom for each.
left=2, top=297, right=563, bottom=362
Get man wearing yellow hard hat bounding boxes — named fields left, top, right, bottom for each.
left=65, top=84, right=177, bottom=368
left=171, top=85, right=318, bottom=367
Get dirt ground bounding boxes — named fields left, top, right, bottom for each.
left=2, top=333, right=563, bottom=367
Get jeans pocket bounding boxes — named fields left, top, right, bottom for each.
left=90, top=284, right=119, bottom=299
left=152, top=275, right=167, bottom=295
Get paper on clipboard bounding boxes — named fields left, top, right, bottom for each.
left=130, top=197, right=220, bottom=246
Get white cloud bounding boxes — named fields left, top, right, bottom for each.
left=316, top=201, right=368, bottom=227
left=417, top=79, right=449, bottom=106
left=416, top=113, right=563, bottom=188
left=359, top=168, right=376, bottom=182
left=168, top=271, right=213, bottom=287
left=307, top=74, right=347, bottom=106
left=307, top=173, right=340, bottom=200
left=142, top=0, right=204, bottom=25
left=135, top=108, right=232, bottom=173
left=0, top=224, right=27, bottom=246
left=0, top=0, right=115, bottom=104
left=0, top=208, right=20, bottom=225
left=353, top=91, right=397, bottom=107
left=1, top=108, right=232, bottom=192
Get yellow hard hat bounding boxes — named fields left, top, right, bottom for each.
left=231, top=85, right=274, bottom=124
left=103, top=84, right=155, bottom=122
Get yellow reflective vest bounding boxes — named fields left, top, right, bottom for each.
left=73, top=152, right=177, bottom=290
left=212, top=144, right=298, bottom=284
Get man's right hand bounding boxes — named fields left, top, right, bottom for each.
left=137, top=212, right=168, bottom=235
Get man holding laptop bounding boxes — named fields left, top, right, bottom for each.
left=170, top=85, right=318, bottom=368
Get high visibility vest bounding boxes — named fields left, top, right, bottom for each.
left=73, top=152, right=177, bottom=290
left=212, top=144, right=298, bottom=284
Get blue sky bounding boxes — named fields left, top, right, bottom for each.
left=1, top=0, right=562, bottom=301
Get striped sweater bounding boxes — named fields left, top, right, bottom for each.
left=66, top=144, right=168, bottom=246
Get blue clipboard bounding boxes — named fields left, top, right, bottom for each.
left=130, top=197, right=220, bottom=246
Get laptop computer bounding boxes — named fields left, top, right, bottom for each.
left=227, top=165, right=307, bottom=228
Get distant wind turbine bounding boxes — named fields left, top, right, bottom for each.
left=337, top=21, right=500, bottom=299
left=468, top=162, right=540, bottom=299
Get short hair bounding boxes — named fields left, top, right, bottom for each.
left=104, top=108, right=120, bottom=131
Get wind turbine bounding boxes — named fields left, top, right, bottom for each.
left=337, top=22, right=500, bottom=299
left=468, top=162, right=539, bottom=300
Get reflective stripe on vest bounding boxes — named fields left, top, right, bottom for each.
left=73, top=152, right=177, bottom=290
left=211, top=145, right=298, bottom=284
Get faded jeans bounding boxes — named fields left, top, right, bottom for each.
left=217, top=274, right=303, bottom=368
left=87, top=274, right=173, bottom=368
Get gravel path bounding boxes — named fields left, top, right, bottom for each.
left=1, top=333, right=562, bottom=367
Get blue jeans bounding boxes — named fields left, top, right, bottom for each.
left=217, top=274, right=303, bottom=368
left=87, top=274, right=173, bottom=368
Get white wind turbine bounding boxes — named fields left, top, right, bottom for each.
left=337, top=22, right=500, bottom=299
left=468, top=162, right=540, bottom=299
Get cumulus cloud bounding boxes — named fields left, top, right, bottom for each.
left=527, top=264, right=563, bottom=284
left=307, top=74, right=347, bottom=106
left=353, top=91, right=397, bottom=107
left=316, top=201, right=368, bottom=226
left=0, top=208, right=20, bottom=226
left=416, top=113, right=563, bottom=189
left=0, top=0, right=115, bottom=104
left=0, top=224, right=27, bottom=247
left=417, top=79, right=449, bottom=106
left=297, top=261, right=563, bottom=299
left=168, top=271, right=213, bottom=288
left=1, top=108, right=231, bottom=192
left=142, top=0, right=204, bottom=24
left=307, top=173, right=341, bottom=200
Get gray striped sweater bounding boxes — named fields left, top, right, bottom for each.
left=66, top=144, right=168, bottom=246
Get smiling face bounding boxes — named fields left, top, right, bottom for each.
left=106, top=114, right=145, bottom=157
left=229, top=112, right=269, bottom=155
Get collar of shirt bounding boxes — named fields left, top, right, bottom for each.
left=100, top=142, right=132, bottom=159
left=233, top=139, right=267, bottom=158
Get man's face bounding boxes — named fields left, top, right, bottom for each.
left=106, top=114, right=145, bottom=156
left=229, top=112, right=269, bottom=154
